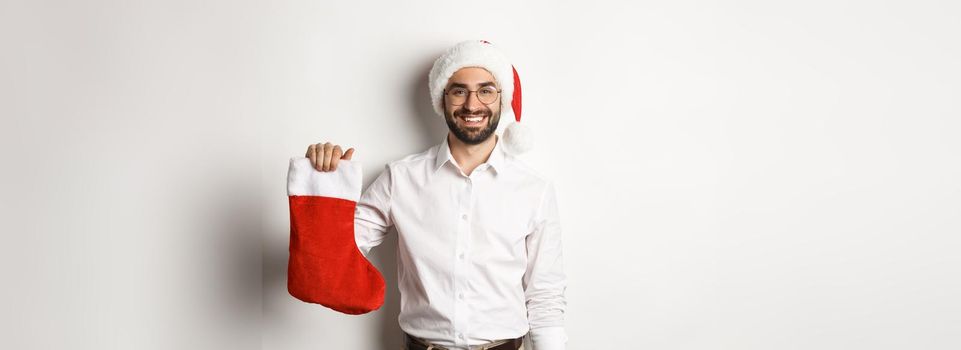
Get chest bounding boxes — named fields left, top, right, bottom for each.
left=390, top=170, right=544, bottom=254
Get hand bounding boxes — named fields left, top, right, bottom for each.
left=305, top=142, right=355, bottom=172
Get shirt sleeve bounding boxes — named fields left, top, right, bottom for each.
left=523, top=181, right=569, bottom=349
left=354, top=163, right=394, bottom=258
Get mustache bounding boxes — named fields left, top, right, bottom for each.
left=453, top=107, right=491, bottom=118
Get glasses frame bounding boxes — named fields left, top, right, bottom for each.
left=443, top=87, right=502, bottom=106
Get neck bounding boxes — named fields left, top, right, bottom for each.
left=447, top=133, right=497, bottom=174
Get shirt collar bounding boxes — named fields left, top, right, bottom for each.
left=433, top=134, right=507, bottom=175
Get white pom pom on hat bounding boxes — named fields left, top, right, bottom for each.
left=428, top=39, right=532, bottom=155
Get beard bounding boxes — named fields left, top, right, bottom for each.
left=444, top=105, right=500, bottom=145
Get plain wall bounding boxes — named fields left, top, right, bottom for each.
left=1, top=0, right=959, bottom=349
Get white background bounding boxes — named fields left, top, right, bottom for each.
left=1, top=0, right=959, bottom=349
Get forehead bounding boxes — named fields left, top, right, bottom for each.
left=447, top=67, right=498, bottom=87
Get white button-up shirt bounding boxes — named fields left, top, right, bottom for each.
left=354, top=134, right=568, bottom=349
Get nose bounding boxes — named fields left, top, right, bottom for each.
left=465, top=91, right=485, bottom=111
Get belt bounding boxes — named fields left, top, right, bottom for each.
left=404, top=332, right=524, bottom=350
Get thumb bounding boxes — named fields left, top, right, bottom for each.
left=342, top=147, right=355, bottom=160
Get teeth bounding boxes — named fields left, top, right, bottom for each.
left=465, top=117, right=482, bottom=122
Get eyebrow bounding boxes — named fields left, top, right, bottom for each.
left=448, top=81, right=497, bottom=89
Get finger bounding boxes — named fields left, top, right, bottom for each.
left=331, top=146, right=343, bottom=170
left=307, top=144, right=319, bottom=171
left=322, top=142, right=334, bottom=171
left=342, top=147, right=354, bottom=160
left=314, top=143, right=325, bottom=172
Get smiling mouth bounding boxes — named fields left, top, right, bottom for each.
left=459, top=115, right=488, bottom=127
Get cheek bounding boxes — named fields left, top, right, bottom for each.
left=444, top=99, right=459, bottom=113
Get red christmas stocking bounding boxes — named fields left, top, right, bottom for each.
left=286, top=157, right=385, bottom=314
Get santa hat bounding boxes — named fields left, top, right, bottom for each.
left=428, top=39, right=532, bottom=155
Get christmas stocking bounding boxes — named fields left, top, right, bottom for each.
left=286, top=157, right=385, bottom=314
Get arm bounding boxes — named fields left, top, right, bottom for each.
left=523, top=181, right=569, bottom=349
left=355, top=163, right=393, bottom=258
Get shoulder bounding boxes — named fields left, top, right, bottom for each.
left=363, top=145, right=435, bottom=194
left=502, top=157, right=560, bottom=222
left=384, top=143, right=438, bottom=173
left=505, top=155, right=553, bottom=186
left=502, top=156, right=557, bottom=208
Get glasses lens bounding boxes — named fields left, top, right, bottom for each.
left=478, top=87, right=498, bottom=104
left=448, top=88, right=468, bottom=105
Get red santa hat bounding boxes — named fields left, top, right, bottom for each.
left=428, top=39, right=532, bottom=155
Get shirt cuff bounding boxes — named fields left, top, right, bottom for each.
left=530, top=326, right=567, bottom=350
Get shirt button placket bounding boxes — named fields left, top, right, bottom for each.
left=453, top=175, right=473, bottom=347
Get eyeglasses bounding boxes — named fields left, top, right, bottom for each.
left=444, top=86, right=501, bottom=106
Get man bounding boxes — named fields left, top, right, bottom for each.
left=304, top=40, right=567, bottom=350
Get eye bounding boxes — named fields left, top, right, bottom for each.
left=479, top=87, right=496, bottom=96
left=449, top=88, right=467, bottom=96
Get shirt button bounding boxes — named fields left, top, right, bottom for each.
left=458, top=293, right=464, bottom=300
left=458, top=253, right=465, bottom=260
left=458, top=333, right=465, bottom=340
left=461, top=213, right=468, bottom=220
